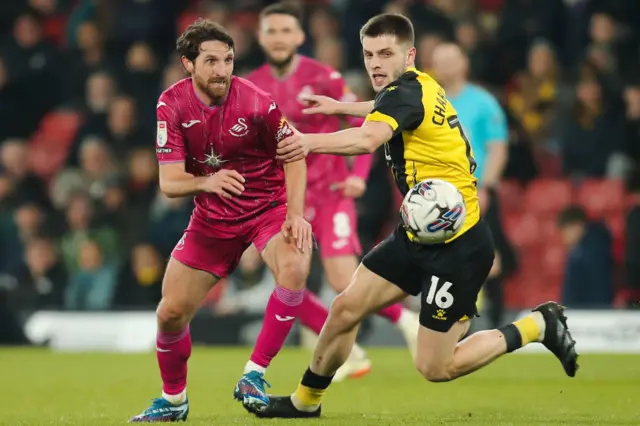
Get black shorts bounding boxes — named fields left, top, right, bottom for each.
left=362, top=219, right=495, bottom=332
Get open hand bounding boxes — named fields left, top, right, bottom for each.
left=282, top=214, right=313, bottom=252
left=332, top=175, right=367, bottom=198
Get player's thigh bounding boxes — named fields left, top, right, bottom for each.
left=331, top=263, right=409, bottom=325
left=322, top=255, right=360, bottom=292
left=317, top=198, right=362, bottom=260
left=253, top=204, right=311, bottom=288
left=161, top=229, right=248, bottom=320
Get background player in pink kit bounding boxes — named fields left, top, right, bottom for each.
left=130, top=20, right=317, bottom=422
left=245, top=2, right=419, bottom=380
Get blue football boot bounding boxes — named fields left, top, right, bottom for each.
left=233, top=370, right=271, bottom=411
left=129, top=397, right=189, bottom=422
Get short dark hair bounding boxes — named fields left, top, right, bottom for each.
left=360, top=13, right=415, bottom=45
left=260, top=2, right=302, bottom=23
left=557, top=205, right=588, bottom=228
left=176, top=18, right=234, bottom=62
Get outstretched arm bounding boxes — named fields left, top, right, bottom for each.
left=301, top=94, right=374, bottom=118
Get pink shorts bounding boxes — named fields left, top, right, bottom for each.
left=305, top=197, right=362, bottom=259
left=171, top=204, right=286, bottom=278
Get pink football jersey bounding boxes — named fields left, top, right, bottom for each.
left=246, top=56, right=371, bottom=201
left=155, top=77, right=293, bottom=226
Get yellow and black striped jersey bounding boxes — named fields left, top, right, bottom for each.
left=365, top=67, right=479, bottom=241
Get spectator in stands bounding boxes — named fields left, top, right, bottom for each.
left=66, top=71, right=116, bottom=166
left=120, top=42, right=161, bottom=131
left=558, top=205, right=613, bottom=308
left=454, top=19, right=496, bottom=85
left=0, top=139, right=49, bottom=209
left=147, top=191, right=191, bottom=258
left=59, top=191, right=118, bottom=274
left=1, top=12, right=62, bottom=138
left=0, top=203, right=45, bottom=273
left=623, top=81, right=640, bottom=168
left=52, top=137, right=119, bottom=208
left=66, top=20, right=111, bottom=108
left=4, top=236, right=66, bottom=310
left=106, top=95, right=148, bottom=157
left=558, top=76, right=625, bottom=178
left=114, top=243, right=162, bottom=308
left=64, top=239, right=117, bottom=310
left=507, top=40, right=565, bottom=149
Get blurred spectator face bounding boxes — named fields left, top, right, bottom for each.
left=0, top=139, right=29, bottom=178
left=576, top=79, right=602, bottom=106
left=15, top=204, right=43, bottom=236
left=528, top=43, right=556, bottom=80
left=309, top=8, right=338, bottom=41
left=126, top=42, right=156, bottom=72
left=258, top=13, right=304, bottom=69
left=590, top=13, right=616, bottom=44
left=314, top=38, right=343, bottom=71
left=163, top=64, right=185, bottom=89
left=560, top=222, right=584, bottom=248
left=417, top=34, right=443, bottom=71
left=29, top=0, right=57, bottom=15
left=78, top=240, right=102, bottom=271
left=14, top=14, right=42, bottom=49
left=456, top=22, right=478, bottom=51
left=0, top=57, right=7, bottom=89
left=86, top=72, right=114, bottom=113
left=432, top=43, right=468, bottom=87
left=132, top=244, right=162, bottom=285
left=80, top=138, right=111, bottom=177
left=108, top=96, right=136, bottom=136
left=25, top=238, right=56, bottom=275
left=182, top=40, right=233, bottom=102
left=104, top=185, right=126, bottom=211
left=129, top=149, right=158, bottom=184
left=0, top=174, right=13, bottom=201
left=76, top=21, right=101, bottom=51
left=362, top=35, right=416, bottom=93
left=66, top=194, right=92, bottom=230
left=624, top=86, right=640, bottom=119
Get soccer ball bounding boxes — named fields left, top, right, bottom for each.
left=400, top=179, right=466, bottom=244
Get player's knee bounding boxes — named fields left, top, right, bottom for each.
left=156, top=298, right=190, bottom=330
left=330, top=292, right=364, bottom=328
left=274, top=257, right=308, bottom=290
left=415, top=361, right=455, bottom=383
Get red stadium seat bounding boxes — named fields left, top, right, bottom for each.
left=504, top=212, right=540, bottom=248
left=577, top=179, right=625, bottom=218
left=524, top=179, right=573, bottom=215
left=497, top=180, right=524, bottom=213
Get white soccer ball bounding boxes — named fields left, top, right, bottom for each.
left=400, top=179, right=467, bottom=244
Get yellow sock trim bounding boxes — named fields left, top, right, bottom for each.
left=513, top=315, right=541, bottom=346
left=294, top=382, right=326, bottom=407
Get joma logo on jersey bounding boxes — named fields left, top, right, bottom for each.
left=229, top=118, right=249, bottom=137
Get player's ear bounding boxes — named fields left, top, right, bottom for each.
left=296, top=26, right=305, bottom=47
left=180, top=56, right=194, bottom=74
left=406, top=46, right=417, bottom=68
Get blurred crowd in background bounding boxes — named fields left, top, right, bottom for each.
left=1, top=0, right=640, bottom=318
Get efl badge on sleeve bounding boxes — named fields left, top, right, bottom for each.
left=157, top=121, right=168, bottom=147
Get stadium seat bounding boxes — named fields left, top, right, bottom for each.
left=524, top=179, right=573, bottom=215
left=577, top=179, right=625, bottom=218
left=497, top=180, right=523, bottom=213
left=504, top=212, right=540, bottom=247
left=28, top=110, right=82, bottom=181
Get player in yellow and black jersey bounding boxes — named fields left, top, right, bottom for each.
left=366, top=65, right=480, bottom=241
left=244, top=13, right=578, bottom=420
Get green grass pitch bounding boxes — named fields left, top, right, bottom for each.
left=2, top=347, right=640, bottom=425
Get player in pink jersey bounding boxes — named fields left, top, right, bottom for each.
left=130, top=19, right=320, bottom=422
left=245, top=2, right=419, bottom=381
